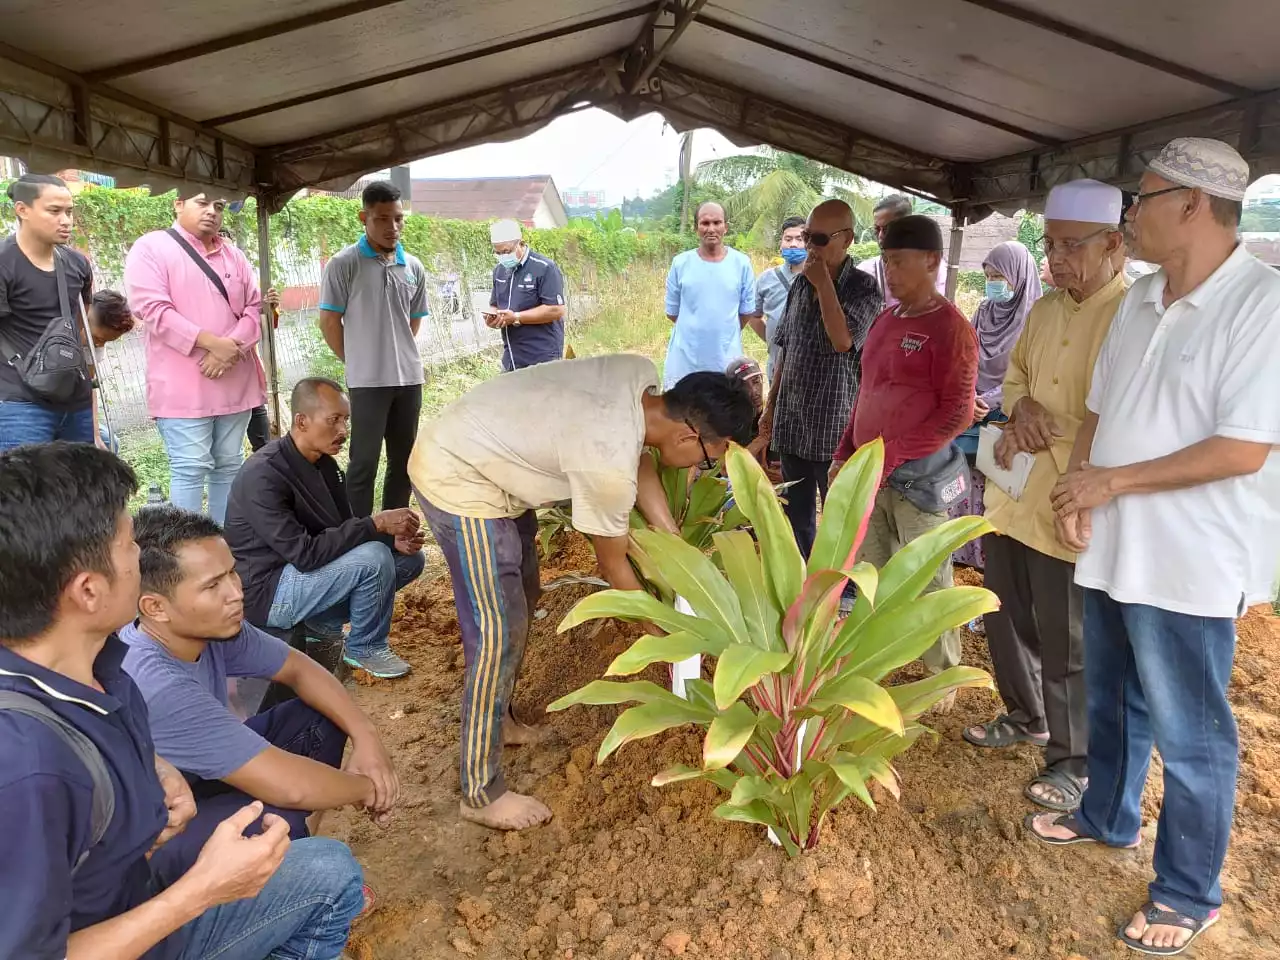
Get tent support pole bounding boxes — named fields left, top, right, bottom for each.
left=256, top=201, right=283, bottom=440
left=945, top=208, right=966, bottom=301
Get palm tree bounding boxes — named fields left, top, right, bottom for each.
left=695, top=146, right=876, bottom=244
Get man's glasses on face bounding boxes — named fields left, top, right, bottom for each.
left=685, top=419, right=717, bottom=471
left=1038, top=227, right=1111, bottom=258
left=802, top=228, right=852, bottom=248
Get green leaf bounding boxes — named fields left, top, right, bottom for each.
left=558, top=589, right=715, bottom=642
left=714, top=530, right=782, bottom=650
left=871, top=516, right=993, bottom=614
left=782, top=569, right=847, bottom=653
left=827, top=755, right=878, bottom=811
left=598, top=700, right=711, bottom=764
left=703, top=701, right=759, bottom=770
left=726, top=775, right=782, bottom=808
left=888, top=666, right=993, bottom=719
left=712, top=644, right=793, bottom=710
left=721, top=503, right=748, bottom=532
left=809, top=439, right=883, bottom=573
left=713, top=799, right=784, bottom=832
left=626, top=539, right=675, bottom=601
left=631, top=528, right=747, bottom=641
left=842, top=561, right=879, bottom=608
left=547, top=679, right=703, bottom=713
left=810, top=674, right=905, bottom=736
left=650, top=764, right=739, bottom=790
left=605, top=631, right=726, bottom=677
left=725, top=444, right=805, bottom=614
left=684, top=471, right=730, bottom=538
left=829, top=586, right=998, bottom=679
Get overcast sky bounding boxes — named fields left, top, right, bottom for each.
left=409, top=109, right=756, bottom=203
left=409, top=107, right=1280, bottom=205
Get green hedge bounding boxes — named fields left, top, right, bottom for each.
left=0, top=185, right=694, bottom=281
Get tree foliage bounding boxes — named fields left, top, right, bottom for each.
left=695, top=148, right=877, bottom=248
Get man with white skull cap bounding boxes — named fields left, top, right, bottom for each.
left=485, top=219, right=567, bottom=371
left=965, top=179, right=1127, bottom=821
left=1035, top=138, right=1280, bottom=955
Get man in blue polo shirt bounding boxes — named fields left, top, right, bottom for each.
left=0, top=442, right=364, bottom=960
left=485, top=218, right=567, bottom=371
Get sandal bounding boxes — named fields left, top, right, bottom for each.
left=1118, top=902, right=1220, bottom=956
left=962, top=714, right=1049, bottom=749
left=1025, top=811, right=1140, bottom=848
left=1025, top=767, right=1087, bottom=812
left=355, top=883, right=378, bottom=922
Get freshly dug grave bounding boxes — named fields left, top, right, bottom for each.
left=332, top=537, right=1280, bottom=960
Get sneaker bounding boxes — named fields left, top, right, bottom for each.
left=343, top=649, right=412, bottom=679
left=838, top=595, right=856, bottom=617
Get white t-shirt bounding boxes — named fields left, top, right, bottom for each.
left=409, top=354, right=659, bottom=537
left=1076, top=245, right=1280, bottom=618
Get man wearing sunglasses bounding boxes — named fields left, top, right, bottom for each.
left=756, top=199, right=882, bottom=561
left=407, top=357, right=755, bottom=832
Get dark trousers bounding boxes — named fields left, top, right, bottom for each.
left=419, top=491, right=540, bottom=808
left=347, top=384, right=423, bottom=517
left=1076, top=589, right=1237, bottom=920
left=780, top=453, right=830, bottom=559
left=247, top=404, right=270, bottom=452
left=149, top=700, right=348, bottom=886
left=983, top=535, right=1087, bottom=776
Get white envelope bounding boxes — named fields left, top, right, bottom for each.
left=976, top=423, right=1035, bottom=501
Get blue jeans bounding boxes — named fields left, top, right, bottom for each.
left=150, top=701, right=349, bottom=888
left=177, top=836, right=363, bottom=960
left=156, top=411, right=253, bottom=524
left=1076, top=589, right=1238, bottom=920
left=0, top=399, right=93, bottom=450
left=266, top=541, right=424, bottom=659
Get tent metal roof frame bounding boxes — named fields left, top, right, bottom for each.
left=0, top=0, right=1276, bottom=220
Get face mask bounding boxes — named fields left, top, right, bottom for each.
left=780, top=247, right=808, bottom=265
left=985, top=279, right=1013, bottom=303
left=497, top=250, right=520, bottom=270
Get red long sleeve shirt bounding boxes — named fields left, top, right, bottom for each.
left=834, top=300, right=978, bottom=474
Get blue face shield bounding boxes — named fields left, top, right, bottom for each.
left=780, top=246, right=808, bottom=265
left=985, top=279, right=1013, bottom=303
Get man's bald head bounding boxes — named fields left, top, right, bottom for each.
left=291, top=377, right=345, bottom=416
left=806, top=198, right=855, bottom=269
left=694, top=201, right=727, bottom=253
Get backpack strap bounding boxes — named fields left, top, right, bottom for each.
left=166, top=228, right=230, bottom=303
left=0, top=691, right=115, bottom=877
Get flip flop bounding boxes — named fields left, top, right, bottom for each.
left=1118, top=902, right=1220, bottom=956
left=355, top=883, right=378, bottom=922
left=962, top=714, right=1049, bottom=749
left=1024, top=811, right=1140, bottom=849
left=1025, top=767, right=1087, bottom=813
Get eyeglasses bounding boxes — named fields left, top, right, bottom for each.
left=685, top=419, right=717, bottom=471
left=1038, top=227, right=1111, bottom=257
left=1132, top=185, right=1192, bottom=206
left=802, top=228, right=852, bottom=247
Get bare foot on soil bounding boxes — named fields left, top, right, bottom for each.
left=460, top=792, right=552, bottom=831
left=502, top=713, right=547, bottom=746
left=931, top=691, right=957, bottom=716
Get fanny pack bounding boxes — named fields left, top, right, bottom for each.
left=888, top=441, right=970, bottom=514
left=0, top=248, right=89, bottom=405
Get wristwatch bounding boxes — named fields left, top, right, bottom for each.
left=512, top=312, right=522, bottom=326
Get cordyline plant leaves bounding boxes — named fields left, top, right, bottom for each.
left=548, top=439, right=1000, bottom=854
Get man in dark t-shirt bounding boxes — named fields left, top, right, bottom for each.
left=0, top=174, right=95, bottom=451
left=486, top=218, right=567, bottom=371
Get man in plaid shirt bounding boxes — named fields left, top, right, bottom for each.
left=757, top=199, right=882, bottom=558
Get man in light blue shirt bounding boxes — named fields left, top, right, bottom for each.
left=663, top=202, right=756, bottom=387
left=748, top=216, right=808, bottom=382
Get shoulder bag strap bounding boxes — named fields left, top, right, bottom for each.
left=0, top=690, right=116, bottom=876
left=166, top=228, right=230, bottom=303
left=53, top=245, right=73, bottom=322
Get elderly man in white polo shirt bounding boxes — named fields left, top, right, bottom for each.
left=1028, top=138, right=1280, bottom=956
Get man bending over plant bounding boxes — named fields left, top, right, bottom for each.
left=407, top=355, right=756, bottom=830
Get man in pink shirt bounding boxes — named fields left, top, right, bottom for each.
left=125, top=194, right=264, bottom=523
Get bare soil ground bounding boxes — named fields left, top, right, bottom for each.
left=332, top=536, right=1280, bottom=960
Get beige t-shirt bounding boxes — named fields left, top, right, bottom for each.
left=409, top=354, right=659, bottom=537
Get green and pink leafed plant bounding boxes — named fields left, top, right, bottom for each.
left=547, top=439, right=998, bottom=854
